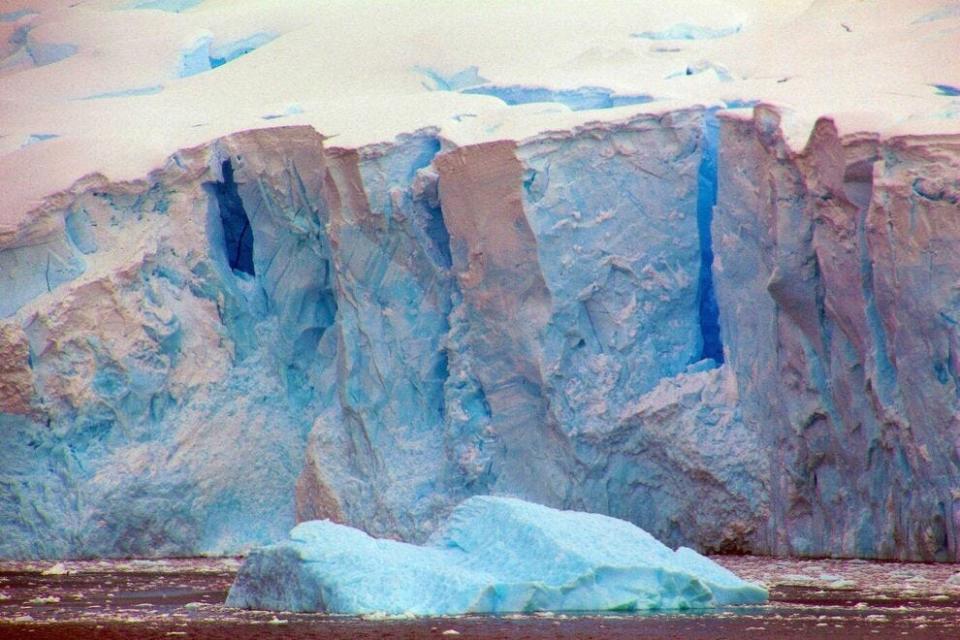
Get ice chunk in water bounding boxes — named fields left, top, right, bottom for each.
left=226, top=496, right=767, bottom=615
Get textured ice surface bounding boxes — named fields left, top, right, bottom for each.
left=226, top=496, right=767, bottom=615
left=712, top=107, right=960, bottom=560
left=1, top=0, right=959, bottom=563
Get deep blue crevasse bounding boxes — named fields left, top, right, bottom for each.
left=932, top=84, right=960, bottom=97
left=214, top=160, right=255, bottom=276
left=696, top=109, right=723, bottom=363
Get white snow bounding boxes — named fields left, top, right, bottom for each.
left=1, top=0, right=958, bottom=234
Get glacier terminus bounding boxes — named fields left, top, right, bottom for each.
left=1, top=0, right=960, bottom=589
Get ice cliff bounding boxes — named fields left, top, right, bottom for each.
left=3, top=112, right=767, bottom=557
left=714, top=108, right=960, bottom=560
left=226, top=496, right=768, bottom=614
left=1, top=0, right=959, bottom=562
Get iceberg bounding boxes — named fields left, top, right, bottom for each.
left=225, top=496, right=767, bottom=615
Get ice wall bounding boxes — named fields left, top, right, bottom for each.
left=713, top=107, right=960, bottom=560
left=1, top=109, right=765, bottom=558
left=2, top=102, right=958, bottom=561
left=0, top=128, right=336, bottom=557
left=298, top=109, right=762, bottom=547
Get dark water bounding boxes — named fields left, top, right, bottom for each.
left=2, top=557, right=960, bottom=638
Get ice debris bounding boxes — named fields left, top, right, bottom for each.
left=41, top=562, right=70, bottom=575
left=27, top=595, right=60, bottom=604
left=226, top=496, right=768, bottom=615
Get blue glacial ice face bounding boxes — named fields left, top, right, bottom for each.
left=711, top=109, right=960, bottom=560
left=0, top=232, right=86, bottom=318
left=0, top=112, right=765, bottom=560
left=226, top=496, right=768, bottom=615
left=179, top=33, right=278, bottom=78
left=516, top=110, right=707, bottom=437
left=295, top=109, right=765, bottom=553
left=0, top=128, right=338, bottom=558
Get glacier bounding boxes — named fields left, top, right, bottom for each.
left=225, top=496, right=768, bottom=614
left=0, top=111, right=767, bottom=558
left=0, top=0, right=959, bottom=564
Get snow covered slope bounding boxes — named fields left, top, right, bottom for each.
left=0, top=0, right=958, bottom=560
left=225, top=496, right=768, bottom=614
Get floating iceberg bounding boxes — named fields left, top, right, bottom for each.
left=225, top=496, right=767, bottom=615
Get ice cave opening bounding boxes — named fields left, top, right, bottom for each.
left=212, top=159, right=256, bottom=276
left=696, top=109, right=723, bottom=364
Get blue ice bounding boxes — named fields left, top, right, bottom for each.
left=461, top=85, right=653, bottom=111
left=226, top=496, right=768, bottom=615
left=26, top=40, right=77, bottom=67
left=632, top=24, right=741, bottom=40
left=127, top=0, right=204, bottom=12
left=80, top=85, right=164, bottom=100
left=933, top=84, right=960, bottom=97
left=179, top=33, right=277, bottom=78
left=417, top=65, right=487, bottom=91
left=21, top=133, right=59, bottom=148
left=0, top=9, right=37, bottom=22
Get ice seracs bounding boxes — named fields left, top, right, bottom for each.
left=225, top=496, right=768, bottom=615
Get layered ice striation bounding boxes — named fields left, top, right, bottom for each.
left=3, top=98, right=959, bottom=562
left=226, top=496, right=767, bottom=615
left=0, top=110, right=764, bottom=559
left=0, top=128, right=336, bottom=557
left=712, top=107, right=960, bottom=560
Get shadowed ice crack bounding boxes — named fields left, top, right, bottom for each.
left=932, top=84, right=960, bottom=97
left=212, top=160, right=255, bottom=276
left=695, top=108, right=723, bottom=364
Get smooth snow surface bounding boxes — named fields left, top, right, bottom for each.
left=2, top=0, right=959, bottom=230
left=226, top=496, right=767, bottom=615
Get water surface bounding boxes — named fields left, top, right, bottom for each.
left=2, top=556, right=959, bottom=638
